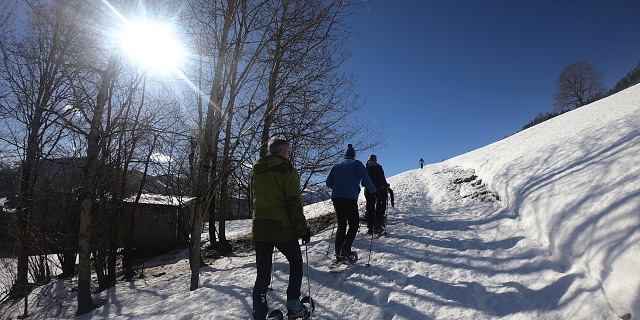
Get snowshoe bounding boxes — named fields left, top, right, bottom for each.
left=329, top=252, right=357, bottom=273
left=345, top=251, right=358, bottom=263
left=329, top=261, right=349, bottom=273
left=301, top=296, right=315, bottom=318
left=266, top=309, right=284, bottom=320
left=286, top=306, right=308, bottom=320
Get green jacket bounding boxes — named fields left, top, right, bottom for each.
left=251, top=154, right=307, bottom=242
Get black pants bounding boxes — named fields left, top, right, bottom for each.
left=332, top=197, right=359, bottom=256
left=365, top=193, right=387, bottom=230
left=252, top=239, right=303, bottom=319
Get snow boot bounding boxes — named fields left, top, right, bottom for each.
left=344, top=251, right=358, bottom=263
left=252, top=293, right=268, bottom=319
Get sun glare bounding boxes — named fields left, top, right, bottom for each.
left=118, top=21, right=186, bottom=74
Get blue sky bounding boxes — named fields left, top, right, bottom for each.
left=343, top=0, right=640, bottom=177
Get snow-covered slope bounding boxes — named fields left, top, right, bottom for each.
left=447, top=83, right=640, bottom=317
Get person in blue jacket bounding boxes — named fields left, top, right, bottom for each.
left=326, top=144, right=377, bottom=263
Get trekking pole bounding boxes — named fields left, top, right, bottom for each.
left=305, top=242, right=311, bottom=299
left=269, top=250, right=276, bottom=291
left=383, top=196, right=389, bottom=236
left=325, top=222, right=335, bottom=257
left=304, top=242, right=314, bottom=319
left=365, top=204, right=378, bottom=267
left=365, top=228, right=375, bottom=267
left=385, top=188, right=395, bottom=236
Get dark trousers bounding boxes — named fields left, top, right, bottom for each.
left=252, top=239, right=303, bottom=319
left=365, top=193, right=387, bottom=230
left=332, top=197, right=359, bottom=256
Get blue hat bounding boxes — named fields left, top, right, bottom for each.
left=344, top=144, right=355, bottom=158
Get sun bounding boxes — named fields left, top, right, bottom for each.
left=117, top=21, right=186, bottom=75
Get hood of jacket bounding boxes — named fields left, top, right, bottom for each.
left=253, top=154, right=289, bottom=173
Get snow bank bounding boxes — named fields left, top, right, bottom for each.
left=447, top=84, right=640, bottom=316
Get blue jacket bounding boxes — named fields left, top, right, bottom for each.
left=326, top=157, right=377, bottom=200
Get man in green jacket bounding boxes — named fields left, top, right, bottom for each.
left=251, top=136, right=311, bottom=320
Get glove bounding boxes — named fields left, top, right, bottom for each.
left=300, top=228, right=311, bottom=244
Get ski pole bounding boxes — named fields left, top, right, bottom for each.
left=269, top=250, right=276, bottom=291
left=365, top=200, right=379, bottom=267
left=305, top=243, right=311, bottom=298
left=365, top=227, right=375, bottom=267
left=304, top=242, right=313, bottom=319
left=325, top=222, right=335, bottom=257
left=384, top=196, right=389, bottom=235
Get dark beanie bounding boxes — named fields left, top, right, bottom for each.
left=368, top=154, right=377, bottom=162
left=344, top=144, right=356, bottom=158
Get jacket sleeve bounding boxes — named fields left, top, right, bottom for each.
left=326, top=168, right=334, bottom=189
left=357, top=161, right=377, bottom=194
left=285, top=166, right=307, bottom=236
left=380, top=167, right=388, bottom=188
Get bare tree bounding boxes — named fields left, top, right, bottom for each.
left=60, top=0, right=192, bottom=311
left=179, top=0, right=240, bottom=291
left=177, top=1, right=379, bottom=274
left=254, top=0, right=381, bottom=189
left=553, top=61, right=605, bottom=110
left=0, top=0, right=18, bottom=37
left=0, top=0, right=382, bottom=306
left=65, top=1, right=128, bottom=313
left=211, top=0, right=263, bottom=255
left=0, top=0, right=85, bottom=299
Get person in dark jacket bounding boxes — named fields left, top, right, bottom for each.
left=326, top=144, right=377, bottom=263
left=251, top=137, right=311, bottom=320
left=419, top=157, right=424, bottom=169
left=364, top=154, right=389, bottom=234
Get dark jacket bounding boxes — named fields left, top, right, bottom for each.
left=364, top=160, right=388, bottom=196
left=326, top=157, right=377, bottom=200
left=251, top=154, right=307, bottom=242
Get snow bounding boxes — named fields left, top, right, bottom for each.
left=122, top=193, right=195, bottom=207
left=1, top=84, right=639, bottom=319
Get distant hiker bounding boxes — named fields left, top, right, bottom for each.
left=364, top=154, right=389, bottom=234
left=326, top=144, right=377, bottom=263
left=251, top=137, right=311, bottom=320
left=419, top=157, right=424, bottom=169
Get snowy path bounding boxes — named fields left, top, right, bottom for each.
left=9, top=165, right=613, bottom=320
left=279, top=165, right=612, bottom=319
left=6, top=164, right=616, bottom=319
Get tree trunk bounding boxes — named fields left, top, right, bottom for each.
left=208, top=199, right=218, bottom=249
left=217, top=181, right=232, bottom=255
left=188, top=201, right=204, bottom=290
left=188, top=0, right=236, bottom=291
left=77, top=51, right=119, bottom=315
left=76, top=198, right=96, bottom=315
left=93, top=249, right=106, bottom=291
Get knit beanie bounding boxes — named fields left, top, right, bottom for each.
left=368, top=154, right=377, bottom=162
left=344, top=144, right=356, bottom=158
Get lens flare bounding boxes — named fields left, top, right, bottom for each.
left=118, top=21, right=186, bottom=74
